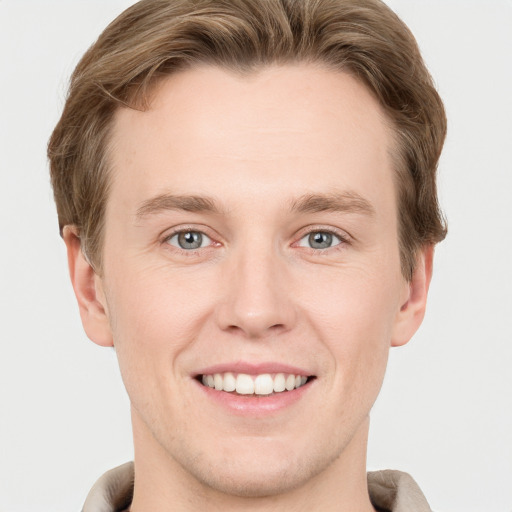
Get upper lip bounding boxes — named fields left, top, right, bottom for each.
left=194, top=361, right=313, bottom=377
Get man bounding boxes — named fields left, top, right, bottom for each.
left=48, top=0, right=446, bottom=510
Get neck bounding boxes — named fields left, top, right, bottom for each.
left=129, top=410, right=376, bottom=512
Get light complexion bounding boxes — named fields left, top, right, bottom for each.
left=65, top=64, right=432, bottom=512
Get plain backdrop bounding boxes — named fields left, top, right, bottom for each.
left=1, top=1, right=511, bottom=511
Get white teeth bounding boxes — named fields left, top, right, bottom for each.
left=214, top=373, right=223, bottom=391
left=285, top=374, right=296, bottom=391
left=254, top=374, right=274, bottom=395
left=223, top=372, right=236, bottom=392
left=273, top=373, right=286, bottom=392
left=236, top=374, right=254, bottom=395
left=200, top=372, right=310, bottom=395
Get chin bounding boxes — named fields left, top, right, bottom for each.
left=185, top=457, right=318, bottom=498
left=166, top=434, right=344, bottom=498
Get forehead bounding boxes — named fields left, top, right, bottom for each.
left=108, top=64, right=395, bottom=214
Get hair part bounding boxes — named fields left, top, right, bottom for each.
left=48, top=0, right=447, bottom=280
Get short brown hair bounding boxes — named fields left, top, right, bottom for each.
left=48, top=0, right=447, bottom=279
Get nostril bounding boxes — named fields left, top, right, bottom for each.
left=223, top=322, right=286, bottom=338
left=215, top=286, right=297, bottom=338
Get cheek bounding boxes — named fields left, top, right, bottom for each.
left=300, top=263, right=400, bottom=382
left=302, top=260, right=401, bottom=336
left=110, top=259, right=213, bottom=327
left=104, top=264, right=218, bottom=382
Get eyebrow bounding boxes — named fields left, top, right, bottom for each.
left=136, top=193, right=222, bottom=219
left=135, top=190, right=376, bottom=220
left=289, top=191, right=376, bottom=217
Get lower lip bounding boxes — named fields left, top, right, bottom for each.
left=194, top=379, right=314, bottom=416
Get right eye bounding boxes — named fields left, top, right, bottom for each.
left=166, top=230, right=212, bottom=250
left=297, top=230, right=344, bottom=250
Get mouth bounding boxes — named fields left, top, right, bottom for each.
left=192, top=362, right=316, bottom=415
left=196, top=372, right=315, bottom=396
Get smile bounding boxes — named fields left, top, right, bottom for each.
left=200, top=372, right=310, bottom=396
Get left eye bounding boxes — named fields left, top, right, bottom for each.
left=298, top=231, right=342, bottom=250
left=166, top=230, right=212, bottom=250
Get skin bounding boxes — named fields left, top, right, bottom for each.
left=64, top=64, right=432, bottom=512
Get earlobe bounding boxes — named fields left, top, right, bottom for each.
left=63, top=226, right=113, bottom=347
left=391, top=245, right=434, bottom=347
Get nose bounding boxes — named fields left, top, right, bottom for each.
left=215, top=246, right=297, bottom=339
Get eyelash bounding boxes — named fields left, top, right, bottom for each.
left=161, top=226, right=351, bottom=254
left=294, top=226, right=351, bottom=252
left=162, top=226, right=218, bottom=254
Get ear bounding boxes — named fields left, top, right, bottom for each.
left=391, top=245, right=434, bottom=347
left=63, top=226, right=113, bottom=347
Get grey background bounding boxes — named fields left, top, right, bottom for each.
left=1, top=1, right=511, bottom=510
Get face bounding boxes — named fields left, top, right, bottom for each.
left=70, top=64, right=429, bottom=498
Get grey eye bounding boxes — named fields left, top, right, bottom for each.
left=298, top=231, right=341, bottom=250
left=168, top=231, right=211, bottom=250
